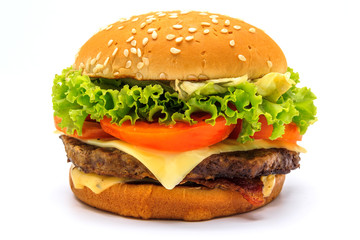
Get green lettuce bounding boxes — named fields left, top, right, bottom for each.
left=52, top=67, right=316, bottom=142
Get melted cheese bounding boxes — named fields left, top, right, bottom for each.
left=71, top=166, right=278, bottom=197
left=81, top=138, right=305, bottom=190
left=70, top=165, right=125, bottom=194
left=261, top=175, right=276, bottom=197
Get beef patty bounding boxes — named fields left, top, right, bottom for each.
left=60, top=135, right=300, bottom=181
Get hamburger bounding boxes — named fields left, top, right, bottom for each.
left=52, top=10, right=317, bottom=221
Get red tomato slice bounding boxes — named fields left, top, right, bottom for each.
left=252, top=115, right=273, bottom=139
left=279, top=123, right=302, bottom=143
left=229, top=115, right=302, bottom=142
left=100, top=115, right=235, bottom=152
left=228, top=119, right=242, bottom=139
left=54, top=116, right=115, bottom=140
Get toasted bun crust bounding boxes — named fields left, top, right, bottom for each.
left=74, top=11, right=287, bottom=81
left=70, top=172, right=285, bottom=221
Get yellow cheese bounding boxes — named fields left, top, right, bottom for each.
left=82, top=138, right=305, bottom=190
left=70, top=165, right=125, bottom=194
left=71, top=165, right=278, bottom=196
left=260, top=175, right=276, bottom=197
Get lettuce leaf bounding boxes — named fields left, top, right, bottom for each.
left=52, top=67, right=316, bottom=142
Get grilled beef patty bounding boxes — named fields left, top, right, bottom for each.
left=60, top=135, right=300, bottom=181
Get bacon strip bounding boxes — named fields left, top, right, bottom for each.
left=189, top=178, right=265, bottom=206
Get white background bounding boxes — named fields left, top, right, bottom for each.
left=1, top=0, right=359, bottom=239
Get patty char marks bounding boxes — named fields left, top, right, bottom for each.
left=60, top=135, right=300, bottom=181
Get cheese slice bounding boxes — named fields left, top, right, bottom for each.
left=71, top=166, right=279, bottom=197
left=82, top=138, right=305, bottom=190
left=261, top=175, right=276, bottom=197
left=71, top=165, right=125, bottom=194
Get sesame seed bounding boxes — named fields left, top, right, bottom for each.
left=132, top=28, right=137, bottom=34
left=147, top=28, right=157, bottom=33
left=212, top=18, right=218, bottom=24
left=112, top=48, right=118, bottom=56
left=130, top=47, right=137, bottom=54
left=96, top=52, right=101, bottom=61
left=125, top=60, right=132, bottom=68
left=229, top=40, right=235, bottom=47
left=188, top=27, right=197, bottom=33
left=187, top=75, right=197, bottom=80
left=105, top=25, right=113, bottom=30
left=166, top=34, right=176, bottom=40
left=119, top=18, right=128, bottom=23
left=180, top=10, right=190, bottom=14
left=140, top=22, right=147, bottom=29
left=152, top=31, right=158, bottom=40
left=203, top=29, right=210, bottom=34
left=136, top=72, right=143, bottom=80
left=93, top=64, right=104, bottom=73
left=238, top=54, right=246, bottom=61
left=170, top=47, right=181, bottom=55
left=185, top=36, right=194, bottom=41
left=137, top=62, right=144, bottom=69
left=186, top=74, right=198, bottom=81
left=103, top=67, right=110, bottom=75
left=146, top=15, right=155, bottom=19
left=209, top=15, right=219, bottom=18
left=86, top=58, right=91, bottom=71
left=104, top=57, right=110, bottom=66
left=158, top=13, right=166, bottom=17
left=132, top=17, right=139, bottom=22
left=79, top=62, right=85, bottom=69
left=118, top=26, right=124, bottom=30
left=146, top=18, right=153, bottom=24
left=234, top=25, right=241, bottom=30
left=199, top=12, right=208, bottom=15
left=169, top=15, right=178, bottom=19
left=114, top=72, right=120, bottom=77
left=221, top=28, right=228, bottom=34
left=90, top=58, right=96, bottom=65
left=249, top=27, right=256, bottom=33
left=201, top=22, right=211, bottom=26
left=173, top=24, right=183, bottom=30
left=175, top=37, right=183, bottom=43
left=137, top=48, right=142, bottom=58
left=199, top=74, right=208, bottom=80
left=124, top=49, right=129, bottom=57
left=142, top=57, right=149, bottom=66
left=126, top=36, right=134, bottom=42
left=267, top=60, right=273, bottom=68
left=108, top=39, right=114, bottom=47
left=159, top=72, right=167, bottom=79
left=224, top=20, right=230, bottom=26
left=142, top=37, right=149, bottom=46
left=131, top=40, right=137, bottom=47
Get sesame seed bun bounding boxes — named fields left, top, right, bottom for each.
left=74, top=11, right=287, bottom=81
left=70, top=171, right=285, bottom=221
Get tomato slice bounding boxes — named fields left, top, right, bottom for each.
left=54, top=116, right=115, bottom=140
left=252, top=115, right=273, bottom=139
left=228, top=119, right=242, bottom=139
left=100, top=115, right=235, bottom=152
left=279, top=123, right=302, bottom=143
left=229, top=115, right=302, bottom=142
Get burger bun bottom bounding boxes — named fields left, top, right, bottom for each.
left=70, top=172, right=285, bottom=221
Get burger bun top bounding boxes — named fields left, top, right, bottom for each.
left=74, top=11, right=287, bottom=81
